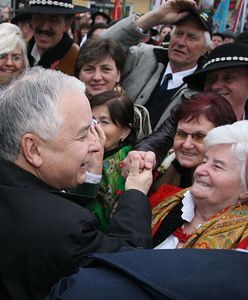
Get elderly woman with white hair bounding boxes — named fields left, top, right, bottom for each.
left=0, top=22, right=29, bottom=86
left=152, top=120, right=248, bottom=250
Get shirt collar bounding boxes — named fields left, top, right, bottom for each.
left=161, top=63, right=197, bottom=90
left=31, top=43, right=41, bottom=66
left=181, top=190, right=195, bottom=222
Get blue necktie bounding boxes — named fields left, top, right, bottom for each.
left=160, top=73, right=172, bottom=91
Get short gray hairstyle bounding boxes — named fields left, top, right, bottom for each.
left=204, top=120, right=248, bottom=188
left=0, top=67, right=86, bottom=162
left=171, top=25, right=213, bottom=52
left=0, top=22, right=29, bottom=68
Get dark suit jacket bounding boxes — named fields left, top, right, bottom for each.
left=0, top=160, right=152, bottom=300
left=47, top=249, right=248, bottom=300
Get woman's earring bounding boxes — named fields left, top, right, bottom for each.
left=113, top=82, right=123, bottom=93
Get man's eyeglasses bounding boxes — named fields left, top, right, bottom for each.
left=0, top=53, right=24, bottom=64
left=175, top=129, right=206, bottom=143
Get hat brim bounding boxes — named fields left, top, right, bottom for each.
left=16, top=5, right=89, bottom=15
left=11, top=13, right=32, bottom=24
left=184, top=61, right=248, bottom=90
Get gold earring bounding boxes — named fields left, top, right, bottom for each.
left=113, top=82, right=123, bottom=93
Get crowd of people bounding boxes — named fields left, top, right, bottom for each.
left=0, top=0, right=247, bottom=299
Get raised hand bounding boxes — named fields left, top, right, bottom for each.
left=91, top=123, right=106, bottom=148
left=156, top=0, right=197, bottom=24
left=121, top=150, right=156, bottom=178
left=125, top=152, right=153, bottom=195
left=86, top=124, right=106, bottom=175
left=136, top=0, right=197, bottom=31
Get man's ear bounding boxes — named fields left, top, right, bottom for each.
left=20, top=133, right=42, bottom=168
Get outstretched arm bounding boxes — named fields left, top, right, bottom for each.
left=120, top=106, right=177, bottom=179
left=102, top=0, right=197, bottom=52
left=134, top=110, right=176, bottom=167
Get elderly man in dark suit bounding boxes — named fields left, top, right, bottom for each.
left=0, top=67, right=153, bottom=300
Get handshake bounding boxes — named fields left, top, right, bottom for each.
left=124, top=151, right=156, bottom=195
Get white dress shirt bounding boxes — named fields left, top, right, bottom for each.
left=160, top=63, right=197, bottom=90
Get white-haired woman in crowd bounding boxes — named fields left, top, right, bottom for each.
left=152, top=120, right=248, bottom=250
left=0, top=22, right=29, bottom=86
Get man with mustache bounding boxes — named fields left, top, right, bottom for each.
left=103, top=0, right=213, bottom=130
left=18, top=0, right=88, bottom=76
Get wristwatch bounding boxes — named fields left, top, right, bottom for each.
left=136, top=25, right=149, bottom=34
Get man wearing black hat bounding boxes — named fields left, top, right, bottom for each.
left=184, top=42, right=248, bottom=120
left=103, top=0, right=213, bottom=130
left=18, top=0, right=88, bottom=76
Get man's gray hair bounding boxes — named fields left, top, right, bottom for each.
left=171, top=26, right=213, bottom=51
left=0, top=67, right=86, bottom=162
left=204, top=120, right=248, bottom=188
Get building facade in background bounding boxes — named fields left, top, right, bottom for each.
left=74, top=0, right=152, bottom=17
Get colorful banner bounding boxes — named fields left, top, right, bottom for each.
left=122, top=0, right=126, bottom=18
left=112, top=0, right=126, bottom=20
left=232, top=0, right=244, bottom=32
left=213, top=0, right=230, bottom=32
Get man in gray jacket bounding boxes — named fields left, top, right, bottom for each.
left=102, top=0, right=213, bottom=130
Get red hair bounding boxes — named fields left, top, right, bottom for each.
left=175, top=92, right=237, bottom=126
